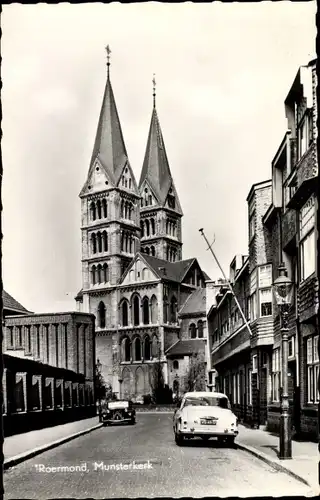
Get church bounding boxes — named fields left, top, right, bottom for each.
left=75, top=49, right=209, bottom=399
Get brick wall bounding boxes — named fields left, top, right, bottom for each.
left=4, top=313, right=95, bottom=382
left=167, top=356, right=190, bottom=393
left=248, top=183, right=272, bottom=273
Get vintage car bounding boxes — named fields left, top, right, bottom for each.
left=173, top=391, right=238, bottom=446
left=99, top=400, right=136, bottom=425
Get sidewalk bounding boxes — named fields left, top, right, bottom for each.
left=4, top=416, right=101, bottom=466
left=236, top=424, right=319, bottom=494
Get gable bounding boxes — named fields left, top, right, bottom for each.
left=80, top=158, right=114, bottom=196
left=140, top=180, right=160, bottom=208
left=120, top=256, right=159, bottom=286
left=182, top=259, right=206, bottom=287
left=164, top=181, right=183, bottom=214
left=117, top=161, right=140, bottom=196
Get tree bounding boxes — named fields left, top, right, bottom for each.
left=184, top=352, right=206, bottom=392
left=149, top=359, right=165, bottom=403
left=94, top=360, right=112, bottom=403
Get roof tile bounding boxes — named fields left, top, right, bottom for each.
left=179, top=287, right=206, bottom=316
left=166, top=339, right=205, bottom=357
left=3, top=290, right=30, bottom=314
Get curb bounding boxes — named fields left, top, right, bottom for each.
left=236, top=441, right=311, bottom=488
left=4, top=423, right=103, bottom=470
left=136, top=411, right=174, bottom=414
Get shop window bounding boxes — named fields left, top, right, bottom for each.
left=307, top=335, right=319, bottom=404
left=272, top=349, right=280, bottom=402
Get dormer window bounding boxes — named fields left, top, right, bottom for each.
left=168, top=188, right=175, bottom=209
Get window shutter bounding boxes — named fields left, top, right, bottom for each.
left=307, top=338, right=313, bottom=364
left=313, top=336, right=319, bottom=363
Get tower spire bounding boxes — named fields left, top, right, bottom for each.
left=152, top=73, right=156, bottom=108
left=105, top=44, right=111, bottom=79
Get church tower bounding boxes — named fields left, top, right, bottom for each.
left=79, top=47, right=141, bottom=311
left=138, top=76, right=183, bottom=262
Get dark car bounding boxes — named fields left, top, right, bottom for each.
left=99, top=400, right=136, bottom=425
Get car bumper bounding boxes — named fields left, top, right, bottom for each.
left=102, top=417, right=134, bottom=423
left=179, top=428, right=238, bottom=437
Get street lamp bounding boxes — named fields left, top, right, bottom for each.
left=96, top=358, right=102, bottom=412
left=272, top=263, right=294, bottom=460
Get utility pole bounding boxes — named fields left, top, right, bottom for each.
left=199, top=228, right=252, bottom=336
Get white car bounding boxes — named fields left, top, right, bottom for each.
left=173, top=391, right=238, bottom=446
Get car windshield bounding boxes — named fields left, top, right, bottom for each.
left=184, top=396, right=230, bottom=409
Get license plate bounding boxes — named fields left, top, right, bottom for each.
left=200, top=419, right=216, bottom=425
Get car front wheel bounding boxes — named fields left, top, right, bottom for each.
left=226, top=436, right=235, bottom=447
left=174, top=427, right=184, bottom=446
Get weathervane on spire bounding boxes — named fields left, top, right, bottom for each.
left=152, top=73, right=156, bottom=108
left=105, top=45, right=111, bottom=77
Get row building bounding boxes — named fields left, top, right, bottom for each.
left=206, top=58, right=318, bottom=440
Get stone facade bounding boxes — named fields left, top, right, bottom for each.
left=2, top=311, right=96, bottom=436
left=3, top=312, right=95, bottom=382
left=76, top=65, right=208, bottom=400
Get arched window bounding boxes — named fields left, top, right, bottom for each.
left=144, top=336, right=151, bottom=361
left=145, top=247, right=150, bottom=255
left=170, top=296, right=177, bottom=323
left=141, top=221, right=144, bottom=238
left=151, top=218, right=155, bottom=235
left=97, top=232, right=102, bottom=252
left=98, top=301, right=106, bottom=329
left=121, top=301, right=128, bottom=327
left=150, top=295, right=158, bottom=323
left=90, top=201, right=96, bottom=221
left=97, top=264, right=102, bottom=284
left=197, top=320, right=204, bottom=338
left=120, top=200, right=124, bottom=218
left=149, top=195, right=152, bottom=205
left=145, top=219, right=150, bottom=237
left=151, top=336, right=159, bottom=358
left=129, top=178, right=132, bottom=189
left=102, top=199, right=107, bottom=218
left=173, top=360, right=179, bottom=370
left=103, top=231, right=108, bottom=252
left=91, top=265, right=96, bottom=285
left=134, top=337, right=141, bottom=361
left=103, top=263, right=109, bottom=282
left=91, top=233, right=97, bottom=254
left=163, top=296, right=168, bottom=323
left=189, top=323, right=196, bottom=339
left=142, top=297, right=149, bottom=325
left=151, top=246, right=155, bottom=256
left=121, top=337, right=131, bottom=362
left=133, top=295, right=140, bottom=326
left=96, top=199, right=102, bottom=219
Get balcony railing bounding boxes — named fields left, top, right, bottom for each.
left=298, top=274, right=319, bottom=322
left=282, top=208, right=297, bottom=251
left=288, top=142, right=318, bottom=209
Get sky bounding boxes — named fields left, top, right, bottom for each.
left=2, top=2, right=316, bottom=313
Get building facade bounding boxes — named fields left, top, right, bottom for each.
left=2, top=299, right=96, bottom=435
left=76, top=59, right=208, bottom=399
left=207, top=58, right=319, bottom=440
